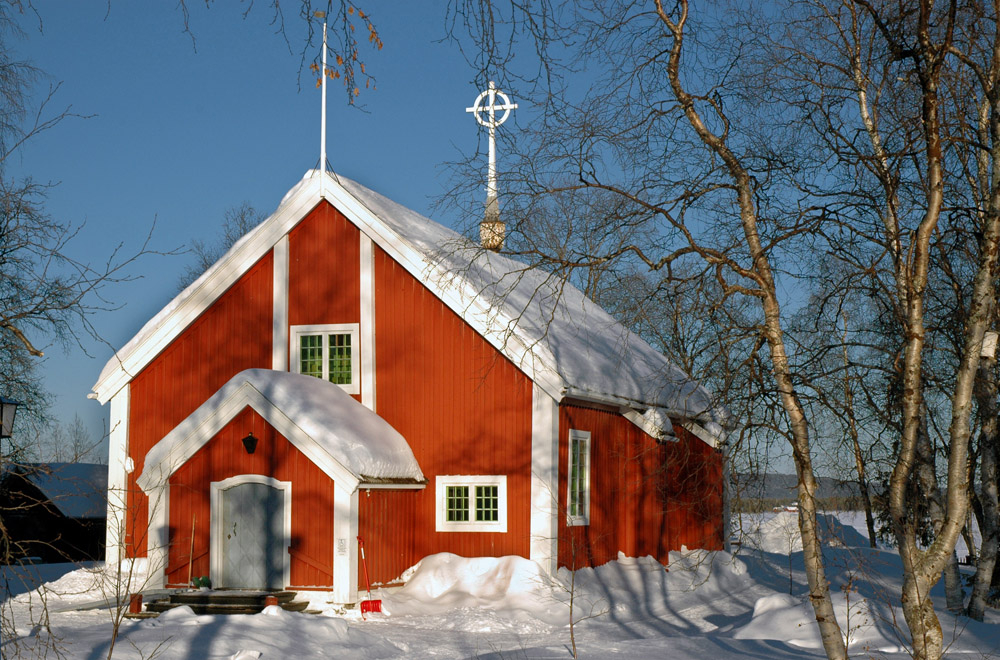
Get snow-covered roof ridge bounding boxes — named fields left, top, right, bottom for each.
left=138, top=369, right=424, bottom=492
left=335, top=173, right=727, bottom=432
left=93, top=169, right=728, bottom=442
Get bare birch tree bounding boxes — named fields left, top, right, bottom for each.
left=444, top=0, right=1000, bottom=658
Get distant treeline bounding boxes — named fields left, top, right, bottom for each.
left=731, top=473, right=869, bottom=513
left=732, top=473, right=861, bottom=500
left=732, top=496, right=872, bottom=514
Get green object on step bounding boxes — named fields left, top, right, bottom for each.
left=191, top=576, right=212, bottom=589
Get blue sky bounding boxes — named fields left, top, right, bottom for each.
left=12, top=3, right=504, bottom=453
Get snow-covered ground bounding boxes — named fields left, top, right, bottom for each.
left=3, top=512, right=1000, bottom=659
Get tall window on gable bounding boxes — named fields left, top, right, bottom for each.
left=436, top=476, right=507, bottom=532
left=290, top=324, right=360, bottom=394
left=567, top=430, right=591, bottom=526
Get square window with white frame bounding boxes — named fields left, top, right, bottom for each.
left=567, top=429, right=591, bottom=526
left=290, top=324, right=360, bottom=394
left=436, top=476, right=507, bottom=532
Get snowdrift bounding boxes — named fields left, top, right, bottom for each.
left=739, top=511, right=870, bottom=554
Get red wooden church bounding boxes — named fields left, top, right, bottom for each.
left=91, top=170, right=729, bottom=603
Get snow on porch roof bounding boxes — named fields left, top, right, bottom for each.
left=136, top=369, right=425, bottom=493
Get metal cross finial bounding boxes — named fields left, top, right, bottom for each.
left=466, top=81, right=517, bottom=212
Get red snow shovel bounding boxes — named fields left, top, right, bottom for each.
left=357, top=535, right=382, bottom=618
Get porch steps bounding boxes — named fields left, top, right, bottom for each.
left=144, top=590, right=308, bottom=616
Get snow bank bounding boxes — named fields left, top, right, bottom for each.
left=377, top=550, right=757, bottom=635
left=733, top=587, right=889, bottom=652
left=10, top=559, right=149, bottom=610
left=380, top=553, right=568, bottom=626
left=739, top=512, right=870, bottom=554
left=10, top=539, right=1000, bottom=659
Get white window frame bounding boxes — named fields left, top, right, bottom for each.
left=435, top=475, right=508, bottom=533
left=290, top=323, right=360, bottom=395
left=566, top=429, right=591, bottom=526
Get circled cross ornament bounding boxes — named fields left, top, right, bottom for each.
left=466, top=81, right=518, bottom=128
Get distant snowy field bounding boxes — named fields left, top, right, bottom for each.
left=3, top=512, right=1000, bottom=659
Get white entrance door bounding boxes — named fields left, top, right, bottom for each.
left=211, top=476, right=291, bottom=589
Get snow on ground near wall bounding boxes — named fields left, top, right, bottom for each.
left=4, top=513, right=1000, bottom=659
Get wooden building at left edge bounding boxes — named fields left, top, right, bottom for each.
left=91, top=170, right=731, bottom=603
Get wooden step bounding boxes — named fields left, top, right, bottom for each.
left=143, top=590, right=307, bottom=616
left=169, top=590, right=297, bottom=606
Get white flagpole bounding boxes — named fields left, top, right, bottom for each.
left=320, top=19, right=328, bottom=197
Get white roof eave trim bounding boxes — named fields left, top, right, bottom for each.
left=92, top=176, right=326, bottom=404
left=93, top=171, right=569, bottom=406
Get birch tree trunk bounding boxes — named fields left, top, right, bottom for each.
left=655, top=3, right=848, bottom=657
left=968, top=375, right=998, bottom=620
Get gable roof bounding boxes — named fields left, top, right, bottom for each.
left=5, top=463, right=109, bottom=518
left=93, top=170, right=728, bottom=443
left=137, top=369, right=424, bottom=493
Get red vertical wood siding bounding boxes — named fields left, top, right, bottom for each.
left=357, top=489, right=420, bottom=584
left=287, top=201, right=362, bottom=400
left=126, top=254, right=274, bottom=557
left=165, top=407, right=335, bottom=588
left=287, top=201, right=360, bottom=327
left=557, top=404, right=723, bottom=569
left=367, top=246, right=533, bottom=584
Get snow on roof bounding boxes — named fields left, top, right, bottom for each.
left=336, top=174, right=725, bottom=427
left=139, top=369, right=423, bottom=488
left=9, top=463, right=108, bottom=519
left=237, top=369, right=423, bottom=481
left=95, top=170, right=728, bottom=439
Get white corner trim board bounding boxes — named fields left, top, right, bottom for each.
left=529, top=385, right=559, bottom=575
left=104, top=386, right=130, bottom=565
left=359, top=233, right=376, bottom=412
left=272, top=235, right=289, bottom=372
left=332, top=485, right=359, bottom=604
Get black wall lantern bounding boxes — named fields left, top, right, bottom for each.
left=241, top=432, right=258, bottom=455
left=0, top=396, right=20, bottom=439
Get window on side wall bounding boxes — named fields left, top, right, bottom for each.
left=435, top=475, right=508, bottom=532
left=567, top=429, right=591, bottom=526
left=290, top=324, right=360, bottom=394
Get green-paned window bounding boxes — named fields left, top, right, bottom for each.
left=328, top=333, right=352, bottom=385
left=475, top=485, right=499, bottom=522
left=291, top=325, right=359, bottom=394
left=300, top=335, right=324, bottom=379
left=446, top=486, right=470, bottom=522
left=567, top=430, right=591, bottom=525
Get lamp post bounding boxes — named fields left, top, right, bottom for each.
left=0, top=396, right=20, bottom=461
